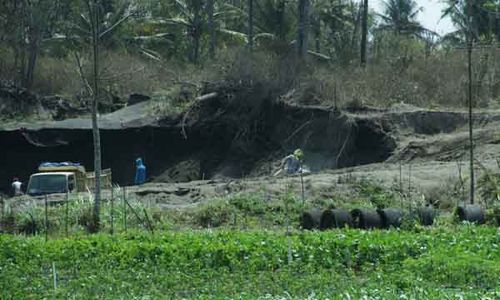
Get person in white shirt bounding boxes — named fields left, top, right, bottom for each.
left=11, top=177, right=23, bottom=196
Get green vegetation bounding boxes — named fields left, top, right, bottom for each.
left=2, top=180, right=500, bottom=299
left=1, top=226, right=499, bottom=299
left=4, top=173, right=499, bottom=236
left=1, top=190, right=307, bottom=235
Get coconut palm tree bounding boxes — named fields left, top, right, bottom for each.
left=360, top=0, right=368, bottom=65
left=134, top=0, right=246, bottom=63
left=378, top=0, right=428, bottom=37
left=440, top=0, right=493, bottom=205
left=441, top=0, right=499, bottom=44
left=319, top=0, right=360, bottom=63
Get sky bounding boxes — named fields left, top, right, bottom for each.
left=372, top=0, right=457, bottom=35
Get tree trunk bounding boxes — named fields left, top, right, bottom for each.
left=90, top=0, right=102, bottom=231
left=360, top=0, right=368, bottom=66
left=192, top=6, right=201, bottom=64
left=277, top=0, right=286, bottom=41
left=467, top=39, right=474, bottom=204
left=298, top=0, right=309, bottom=58
left=17, top=2, right=27, bottom=86
left=24, top=29, right=40, bottom=90
left=208, top=0, right=215, bottom=59
left=351, top=3, right=362, bottom=52
left=248, top=0, right=253, bottom=50
left=314, top=19, right=320, bottom=53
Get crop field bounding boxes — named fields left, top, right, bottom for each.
left=1, top=226, right=499, bottom=299
left=2, top=182, right=500, bottom=299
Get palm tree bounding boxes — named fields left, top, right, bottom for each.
left=297, top=0, right=310, bottom=58
left=378, top=0, right=427, bottom=37
left=208, top=0, right=216, bottom=58
left=319, top=0, right=360, bottom=63
left=254, top=0, right=295, bottom=42
left=441, top=0, right=498, bottom=44
left=219, top=0, right=297, bottom=49
left=67, top=0, right=133, bottom=231
left=135, top=0, right=246, bottom=63
left=360, top=0, right=368, bottom=65
left=248, top=0, right=254, bottom=50
left=441, top=0, right=480, bottom=204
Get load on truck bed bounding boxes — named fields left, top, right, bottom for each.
left=27, top=162, right=112, bottom=196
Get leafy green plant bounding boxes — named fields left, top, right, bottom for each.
left=477, top=160, right=500, bottom=207
left=0, top=211, right=17, bottom=234
left=1, top=227, right=499, bottom=299
left=193, top=199, right=235, bottom=228
left=356, top=179, right=396, bottom=208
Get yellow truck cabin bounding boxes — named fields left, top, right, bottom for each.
left=27, top=172, right=76, bottom=196
left=26, top=162, right=112, bottom=196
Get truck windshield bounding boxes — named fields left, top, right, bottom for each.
left=27, top=174, right=67, bottom=196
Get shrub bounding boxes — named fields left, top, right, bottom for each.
left=193, top=199, right=235, bottom=228
left=356, top=179, right=396, bottom=209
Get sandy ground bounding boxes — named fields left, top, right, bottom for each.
left=128, top=113, right=500, bottom=209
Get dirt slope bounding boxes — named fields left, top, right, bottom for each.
left=1, top=82, right=499, bottom=207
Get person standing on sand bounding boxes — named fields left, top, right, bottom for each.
left=11, top=177, right=23, bottom=196
left=135, top=158, right=147, bottom=185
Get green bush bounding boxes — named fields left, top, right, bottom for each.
left=193, top=199, right=235, bottom=228
left=356, top=179, right=396, bottom=209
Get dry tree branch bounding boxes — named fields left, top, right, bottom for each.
left=283, top=120, right=312, bottom=144
left=74, top=52, right=93, bottom=97
left=336, top=127, right=352, bottom=168
left=140, top=49, right=201, bottom=88
left=180, top=92, right=218, bottom=139
left=336, top=116, right=356, bottom=167
left=99, top=13, right=133, bottom=39
left=99, top=66, right=146, bottom=81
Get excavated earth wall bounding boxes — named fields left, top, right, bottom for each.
left=1, top=86, right=499, bottom=194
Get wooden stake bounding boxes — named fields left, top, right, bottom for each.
left=399, top=161, right=403, bottom=209
left=123, top=187, right=127, bottom=232
left=408, top=164, right=412, bottom=216
left=65, top=192, right=69, bottom=237
left=300, top=173, right=305, bottom=205
left=44, top=195, right=48, bottom=242
left=143, top=208, right=154, bottom=234
left=0, top=196, right=4, bottom=219
left=52, top=262, right=57, bottom=290
left=110, top=187, right=114, bottom=235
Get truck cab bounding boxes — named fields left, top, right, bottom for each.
left=26, top=162, right=112, bottom=197
left=27, top=172, right=76, bottom=196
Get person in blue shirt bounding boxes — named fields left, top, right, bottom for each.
left=273, top=149, right=304, bottom=176
left=135, top=158, right=147, bottom=185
